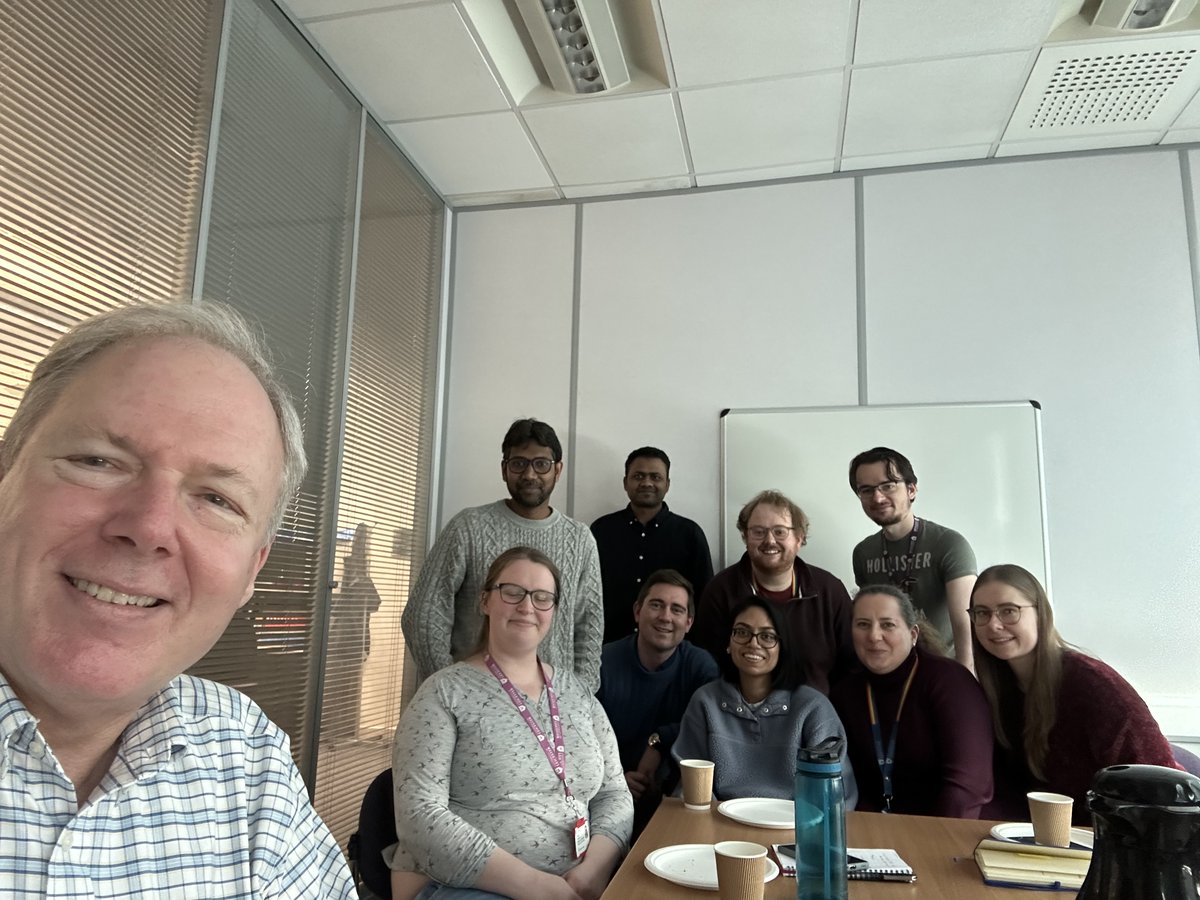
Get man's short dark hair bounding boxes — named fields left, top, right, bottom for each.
left=501, top=418, right=562, bottom=462
left=848, top=447, right=917, bottom=492
left=624, top=446, right=670, bottom=475
left=634, top=568, right=695, bottom=616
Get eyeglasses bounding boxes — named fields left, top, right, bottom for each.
left=746, top=525, right=793, bottom=541
left=856, top=480, right=904, bottom=499
left=504, top=456, right=555, bottom=475
left=731, top=625, right=780, bottom=648
left=967, top=604, right=1035, bottom=626
left=489, top=583, right=558, bottom=611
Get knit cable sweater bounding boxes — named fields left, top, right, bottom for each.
left=402, top=500, right=604, bottom=691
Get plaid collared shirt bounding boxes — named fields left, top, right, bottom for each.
left=0, top=672, right=355, bottom=898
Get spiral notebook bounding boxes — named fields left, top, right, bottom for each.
left=771, top=846, right=916, bottom=883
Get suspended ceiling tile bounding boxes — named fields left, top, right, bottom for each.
left=659, top=0, right=852, bottom=88
left=997, top=132, right=1159, bottom=157
left=388, top=112, right=553, bottom=196
left=854, top=0, right=1057, bottom=66
left=695, top=160, right=836, bottom=187
left=840, top=143, right=993, bottom=171
left=306, top=5, right=508, bottom=121
left=522, top=94, right=687, bottom=185
left=680, top=72, right=843, bottom=173
left=280, top=0, right=426, bottom=20
left=843, top=53, right=1031, bottom=157
left=561, top=175, right=694, bottom=198
left=1172, top=81, right=1200, bottom=129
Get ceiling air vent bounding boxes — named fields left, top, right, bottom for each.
left=1002, top=35, right=1200, bottom=140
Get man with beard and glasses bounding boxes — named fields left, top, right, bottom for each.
left=691, top=490, right=855, bottom=695
left=849, top=447, right=977, bottom=670
left=590, top=447, right=713, bottom=644
left=402, top=418, right=603, bottom=690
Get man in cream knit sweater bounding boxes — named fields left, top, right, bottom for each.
left=402, top=418, right=604, bottom=691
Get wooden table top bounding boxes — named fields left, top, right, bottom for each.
left=601, top=799, right=1074, bottom=899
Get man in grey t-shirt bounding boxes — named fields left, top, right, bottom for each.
left=849, top=447, right=977, bottom=670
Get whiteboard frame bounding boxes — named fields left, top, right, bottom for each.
left=719, top=401, right=1052, bottom=598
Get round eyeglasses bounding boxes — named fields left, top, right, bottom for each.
left=489, top=583, right=558, bottom=611
left=730, top=625, right=779, bottom=649
left=504, top=456, right=555, bottom=474
left=967, top=604, right=1034, bottom=627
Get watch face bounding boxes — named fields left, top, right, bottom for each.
left=648, top=733, right=661, bottom=747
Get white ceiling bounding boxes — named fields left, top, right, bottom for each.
left=276, top=0, right=1200, bottom=207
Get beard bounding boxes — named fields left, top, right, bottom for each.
left=510, top=480, right=551, bottom=509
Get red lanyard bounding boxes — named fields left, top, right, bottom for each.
left=483, top=654, right=571, bottom=800
left=865, top=654, right=920, bottom=813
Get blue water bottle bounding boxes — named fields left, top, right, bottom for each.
left=795, top=736, right=848, bottom=900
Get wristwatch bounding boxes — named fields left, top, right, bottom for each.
left=647, top=732, right=662, bottom=749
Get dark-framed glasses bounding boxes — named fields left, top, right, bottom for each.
left=856, top=480, right=903, bottom=499
left=491, top=583, right=558, bottom=611
left=731, top=625, right=780, bottom=648
left=967, top=604, right=1034, bottom=626
left=746, top=525, right=793, bottom=541
left=504, top=456, right=555, bottom=474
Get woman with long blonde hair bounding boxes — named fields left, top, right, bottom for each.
left=971, top=564, right=1178, bottom=823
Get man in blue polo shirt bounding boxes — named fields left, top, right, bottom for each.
left=597, top=569, right=717, bottom=835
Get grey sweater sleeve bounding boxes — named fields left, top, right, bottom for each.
left=401, top=515, right=469, bottom=683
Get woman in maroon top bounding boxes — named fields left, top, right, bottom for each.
left=971, top=564, right=1180, bottom=824
left=830, top=585, right=993, bottom=818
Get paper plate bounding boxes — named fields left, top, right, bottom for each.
left=644, top=844, right=781, bottom=891
left=990, top=822, right=1094, bottom=850
left=717, top=797, right=796, bottom=829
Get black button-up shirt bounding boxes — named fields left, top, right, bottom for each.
left=590, top=502, right=714, bottom=644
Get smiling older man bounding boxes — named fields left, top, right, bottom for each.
left=0, top=303, right=354, bottom=898
left=691, top=489, right=855, bottom=695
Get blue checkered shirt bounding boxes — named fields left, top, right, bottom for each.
left=0, top=672, right=356, bottom=898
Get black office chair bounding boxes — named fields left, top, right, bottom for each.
left=348, top=767, right=395, bottom=900
left=1173, top=743, right=1200, bottom=777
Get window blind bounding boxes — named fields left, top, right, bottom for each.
left=312, top=118, right=444, bottom=845
left=0, top=0, right=221, bottom=422
left=189, top=0, right=360, bottom=782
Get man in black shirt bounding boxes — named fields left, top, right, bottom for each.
left=591, top=447, right=714, bottom=644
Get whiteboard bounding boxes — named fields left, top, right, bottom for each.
left=719, top=402, right=1050, bottom=595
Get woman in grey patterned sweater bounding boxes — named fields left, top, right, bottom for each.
left=386, top=547, right=632, bottom=900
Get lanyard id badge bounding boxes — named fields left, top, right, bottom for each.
left=866, top=654, right=920, bottom=813
left=572, top=811, right=590, bottom=858
left=484, top=654, right=590, bottom=857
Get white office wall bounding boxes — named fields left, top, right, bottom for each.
left=574, top=181, right=859, bottom=545
left=445, top=148, right=1200, bottom=738
left=860, top=152, right=1200, bottom=715
left=440, top=205, right=576, bottom=525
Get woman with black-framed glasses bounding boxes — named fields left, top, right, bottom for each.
left=386, top=546, right=632, bottom=900
left=672, top=595, right=857, bottom=803
left=971, top=563, right=1180, bottom=825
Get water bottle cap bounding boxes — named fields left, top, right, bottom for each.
left=796, top=735, right=844, bottom=765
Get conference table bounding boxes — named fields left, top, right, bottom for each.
left=601, top=798, right=1073, bottom=899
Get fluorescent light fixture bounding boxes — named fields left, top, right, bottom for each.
left=514, top=0, right=630, bottom=95
left=1092, top=0, right=1199, bottom=29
